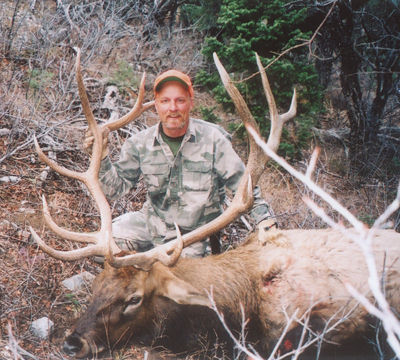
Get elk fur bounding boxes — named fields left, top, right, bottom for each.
left=64, top=227, right=400, bottom=358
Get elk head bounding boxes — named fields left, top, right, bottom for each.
left=63, top=260, right=215, bottom=357
left=30, top=49, right=296, bottom=358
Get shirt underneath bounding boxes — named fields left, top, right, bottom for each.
left=160, top=127, right=184, bottom=156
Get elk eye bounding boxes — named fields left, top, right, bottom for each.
left=123, top=295, right=143, bottom=315
left=128, top=295, right=142, bottom=305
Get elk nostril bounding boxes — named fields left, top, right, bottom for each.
left=63, top=333, right=83, bottom=356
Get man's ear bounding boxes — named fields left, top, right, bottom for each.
left=149, top=265, right=211, bottom=307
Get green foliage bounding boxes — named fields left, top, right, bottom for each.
left=358, top=213, right=376, bottom=227
left=227, top=121, right=242, bottom=135
left=65, top=293, right=80, bottom=306
left=388, top=155, right=400, bottom=178
left=28, top=69, right=54, bottom=91
left=197, top=105, right=221, bottom=124
left=195, top=0, right=323, bottom=158
left=108, top=60, right=140, bottom=91
left=65, top=293, right=82, bottom=313
left=180, top=0, right=222, bottom=32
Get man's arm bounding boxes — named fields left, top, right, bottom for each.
left=98, top=136, right=141, bottom=200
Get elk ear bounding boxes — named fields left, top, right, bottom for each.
left=150, top=266, right=211, bottom=307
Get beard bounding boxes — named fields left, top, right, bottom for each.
left=162, top=114, right=188, bottom=129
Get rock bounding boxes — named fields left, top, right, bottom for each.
left=0, top=128, right=11, bottom=136
left=0, top=220, right=18, bottom=232
left=31, top=317, right=54, bottom=339
left=0, top=176, right=20, bottom=184
left=62, top=271, right=95, bottom=292
left=18, top=207, right=36, bottom=215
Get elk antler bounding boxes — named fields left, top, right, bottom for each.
left=74, top=47, right=154, bottom=133
left=30, top=48, right=183, bottom=269
left=108, top=52, right=297, bottom=269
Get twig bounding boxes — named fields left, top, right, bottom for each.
left=206, top=288, right=263, bottom=359
left=248, top=127, right=366, bottom=233
left=7, top=322, right=39, bottom=360
left=0, top=118, right=77, bottom=165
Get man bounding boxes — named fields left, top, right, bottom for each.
left=85, top=69, right=273, bottom=257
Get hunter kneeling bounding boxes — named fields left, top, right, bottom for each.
left=84, top=69, right=273, bottom=257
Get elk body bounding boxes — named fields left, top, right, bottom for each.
left=63, top=228, right=400, bottom=358
left=30, top=49, right=400, bottom=358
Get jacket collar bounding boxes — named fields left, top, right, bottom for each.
left=152, top=118, right=196, bottom=146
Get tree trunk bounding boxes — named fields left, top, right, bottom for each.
left=335, top=2, right=366, bottom=162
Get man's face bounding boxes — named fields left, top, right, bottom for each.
left=155, top=81, right=193, bottom=138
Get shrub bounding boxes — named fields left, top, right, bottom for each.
left=195, top=0, right=323, bottom=159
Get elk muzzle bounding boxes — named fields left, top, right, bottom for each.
left=63, top=331, right=104, bottom=358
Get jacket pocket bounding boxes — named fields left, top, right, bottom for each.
left=141, top=163, right=169, bottom=191
left=182, top=160, right=212, bottom=191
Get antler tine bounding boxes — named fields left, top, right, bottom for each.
left=41, top=195, right=97, bottom=243
left=213, top=54, right=260, bottom=132
left=213, top=52, right=267, bottom=185
left=33, top=135, right=85, bottom=182
left=255, top=53, right=297, bottom=152
left=77, top=48, right=154, bottom=135
left=102, top=73, right=155, bottom=132
left=74, top=47, right=103, bottom=173
left=32, top=133, right=101, bottom=246
left=108, top=223, right=185, bottom=270
left=30, top=226, right=104, bottom=260
left=30, top=48, right=121, bottom=260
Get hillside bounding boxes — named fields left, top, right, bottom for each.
left=0, top=1, right=399, bottom=358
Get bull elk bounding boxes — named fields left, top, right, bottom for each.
left=30, top=49, right=400, bottom=359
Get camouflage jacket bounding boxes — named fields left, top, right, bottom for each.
left=99, top=118, right=271, bottom=239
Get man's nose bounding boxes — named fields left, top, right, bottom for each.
left=169, top=101, right=178, bottom=111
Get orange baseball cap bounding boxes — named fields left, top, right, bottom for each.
left=154, top=69, right=194, bottom=98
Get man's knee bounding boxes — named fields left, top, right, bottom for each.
left=114, top=237, right=154, bottom=252
left=112, top=211, right=154, bottom=252
left=181, top=240, right=210, bottom=258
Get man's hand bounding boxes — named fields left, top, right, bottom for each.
left=257, top=218, right=278, bottom=232
left=83, top=127, right=110, bottom=160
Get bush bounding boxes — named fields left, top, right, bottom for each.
left=107, top=60, right=140, bottom=91
left=197, top=105, right=221, bottom=124
left=195, top=0, right=323, bottom=159
left=28, top=69, right=54, bottom=92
